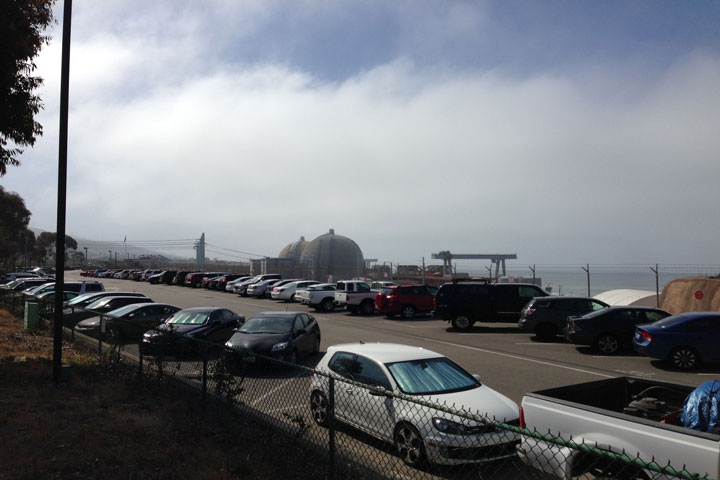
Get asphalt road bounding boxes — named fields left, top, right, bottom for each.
left=68, top=272, right=718, bottom=404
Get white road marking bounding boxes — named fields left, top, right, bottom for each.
left=266, top=404, right=305, bottom=414
left=251, top=371, right=304, bottom=406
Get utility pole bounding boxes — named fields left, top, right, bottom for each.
left=582, top=264, right=590, bottom=297
left=529, top=264, right=536, bottom=285
left=422, top=257, right=426, bottom=284
left=53, top=0, right=73, bottom=384
left=485, top=266, right=492, bottom=281
left=650, top=264, right=660, bottom=307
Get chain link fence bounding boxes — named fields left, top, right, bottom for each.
left=1, top=293, right=713, bottom=480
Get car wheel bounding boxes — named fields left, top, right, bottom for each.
left=320, top=298, right=335, bottom=312
left=310, top=390, right=329, bottom=427
left=401, top=305, right=416, bottom=319
left=289, top=294, right=295, bottom=303
left=451, top=315, right=472, bottom=331
left=594, top=334, right=620, bottom=354
left=394, top=423, right=426, bottom=467
left=535, top=323, right=558, bottom=341
left=670, top=346, right=700, bottom=370
left=360, top=300, right=375, bottom=315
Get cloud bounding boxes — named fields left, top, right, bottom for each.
left=5, top=2, right=720, bottom=268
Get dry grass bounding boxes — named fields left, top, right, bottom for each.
left=0, top=309, right=326, bottom=479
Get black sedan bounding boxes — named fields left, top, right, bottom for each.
left=224, top=311, right=321, bottom=364
left=565, top=306, right=671, bottom=354
left=141, top=307, right=244, bottom=356
left=74, top=303, right=181, bottom=341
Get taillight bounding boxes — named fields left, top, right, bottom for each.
left=519, top=407, right=525, bottom=429
left=433, top=298, right=437, bottom=310
left=640, top=331, right=653, bottom=343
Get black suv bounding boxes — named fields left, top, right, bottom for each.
left=434, top=281, right=550, bottom=330
left=518, top=296, right=609, bottom=340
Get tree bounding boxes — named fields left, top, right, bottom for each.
left=0, top=186, right=34, bottom=268
left=0, top=0, right=56, bottom=176
left=34, top=231, right=77, bottom=265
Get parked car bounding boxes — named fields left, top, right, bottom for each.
left=25, top=281, right=105, bottom=299
left=236, top=274, right=282, bottom=296
left=334, top=280, right=378, bottom=314
left=214, top=274, right=248, bottom=292
left=148, top=271, right=176, bottom=284
left=36, top=291, right=79, bottom=303
left=246, top=279, right=282, bottom=298
left=4, top=277, right=54, bottom=292
left=172, top=271, right=197, bottom=286
left=75, top=303, right=181, bottom=341
left=141, top=307, right=245, bottom=356
left=565, top=306, right=671, bottom=354
left=375, top=284, right=438, bottom=319
left=633, top=312, right=720, bottom=369
left=518, top=296, right=609, bottom=340
left=265, top=278, right=302, bottom=298
left=371, top=281, right=398, bottom=290
left=309, top=343, right=520, bottom=467
left=271, top=280, right=319, bottom=302
left=69, top=296, right=154, bottom=327
left=226, top=276, right=253, bottom=292
left=63, top=292, right=149, bottom=326
left=434, top=281, right=550, bottom=330
left=224, top=311, right=321, bottom=363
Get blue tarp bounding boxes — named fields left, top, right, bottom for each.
left=682, top=380, right=720, bottom=433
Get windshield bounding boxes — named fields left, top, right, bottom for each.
left=67, top=293, right=95, bottom=306
left=167, top=311, right=209, bottom=325
left=86, top=299, right=108, bottom=310
left=239, top=317, right=293, bottom=334
left=386, top=357, right=478, bottom=395
left=107, top=304, right=142, bottom=318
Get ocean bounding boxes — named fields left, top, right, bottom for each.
left=473, top=266, right=719, bottom=297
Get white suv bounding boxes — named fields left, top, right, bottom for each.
left=309, top=342, right=519, bottom=467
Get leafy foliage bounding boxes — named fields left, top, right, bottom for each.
left=0, top=0, right=56, bottom=176
left=0, top=186, right=33, bottom=268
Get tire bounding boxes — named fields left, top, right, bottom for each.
left=451, top=315, right=472, bottom=331
left=289, top=294, right=295, bottom=303
left=310, top=391, right=329, bottom=427
left=320, top=298, right=335, bottom=312
left=394, top=423, right=426, bottom=467
left=401, top=305, right=416, bottom=319
left=360, top=300, right=375, bottom=315
left=670, top=346, right=700, bottom=370
left=286, top=349, right=297, bottom=364
left=594, top=334, right=620, bottom=354
left=534, top=323, right=558, bottom=341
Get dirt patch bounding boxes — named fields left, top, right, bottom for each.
left=0, top=309, right=327, bottom=479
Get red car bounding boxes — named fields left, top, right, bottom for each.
left=375, top=284, right=438, bottom=319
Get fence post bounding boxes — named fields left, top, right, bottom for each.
left=202, top=347, right=208, bottom=402
left=98, top=316, right=103, bottom=354
left=328, top=376, right=336, bottom=480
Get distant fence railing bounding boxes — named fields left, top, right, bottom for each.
left=0, top=292, right=712, bottom=480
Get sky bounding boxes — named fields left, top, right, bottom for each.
left=3, top=0, right=720, bottom=270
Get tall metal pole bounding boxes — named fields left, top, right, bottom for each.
left=53, top=0, right=73, bottom=383
left=582, top=264, right=591, bottom=297
left=421, top=257, right=426, bottom=284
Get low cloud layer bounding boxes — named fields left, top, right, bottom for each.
left=5, top=2, right=719, bottom=266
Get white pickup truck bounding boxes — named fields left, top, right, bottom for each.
left=333, top=280, right=377, bottom=315
left=296, top=283, right=337, bottom=312
left=518, top=377, right=719, bottom=480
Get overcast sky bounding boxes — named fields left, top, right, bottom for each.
left=3, top=0, right=720, bottom=268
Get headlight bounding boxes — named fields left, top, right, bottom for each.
left=432, top=417, right=492, bottom=435
left=271, top=341, right=289, bottom=352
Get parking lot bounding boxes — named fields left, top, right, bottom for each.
left=65, top=272, right=718, bottom=403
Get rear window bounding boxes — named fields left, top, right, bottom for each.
left=380, top=288, right=396, bottom=296
left=85, top=284, right=103, bottom=292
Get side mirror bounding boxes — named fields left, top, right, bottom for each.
left=295, top=328, right=307, bottom=337
left=473, top=374, right=482, bottom=384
